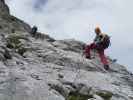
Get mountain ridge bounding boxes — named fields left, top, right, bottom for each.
left=0, top=1, right=133, bottom=100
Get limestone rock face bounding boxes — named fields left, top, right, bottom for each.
left=0, top=1, right=133, bottom=100
left=0, top=0, right=31, bottom=34
left=0, top=0, right=9, bottom=14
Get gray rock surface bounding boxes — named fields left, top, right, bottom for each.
left=0, top=1, right=133, bottom=100
left=0, top=0, right=9, bottom=14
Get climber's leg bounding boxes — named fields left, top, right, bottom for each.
left=98, top=50, right=110, bottom=70
left=84, top=43, right=96, bottom=59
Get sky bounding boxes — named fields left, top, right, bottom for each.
left=5, top=0, right=133, bottom=72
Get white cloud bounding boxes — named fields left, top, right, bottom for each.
left=6, top=0, right=133, bottom=71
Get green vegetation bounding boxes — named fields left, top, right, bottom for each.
left=96, top=91, right=113, bottom=100
left=17, top=47, right=27, bottom=56
left=67, top=92, right=93, bottom=100
left=6, top=33, right=27, bottom=56
left=66, top=90, right=113, bottom=100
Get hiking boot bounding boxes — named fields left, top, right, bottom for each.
left=104, top=65, right=110, bottom=70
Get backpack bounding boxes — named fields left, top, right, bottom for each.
left=100, top=34, right=111, bottom=49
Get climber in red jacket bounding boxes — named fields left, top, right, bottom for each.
left=84, top=27, right=110, bottom=70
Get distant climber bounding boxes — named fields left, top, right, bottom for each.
left=30, top=25, right=38, bottom=36
left=84, top=27, right=110, bottom=70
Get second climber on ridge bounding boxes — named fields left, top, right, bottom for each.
left=84, top=27, right=111, bottom=70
